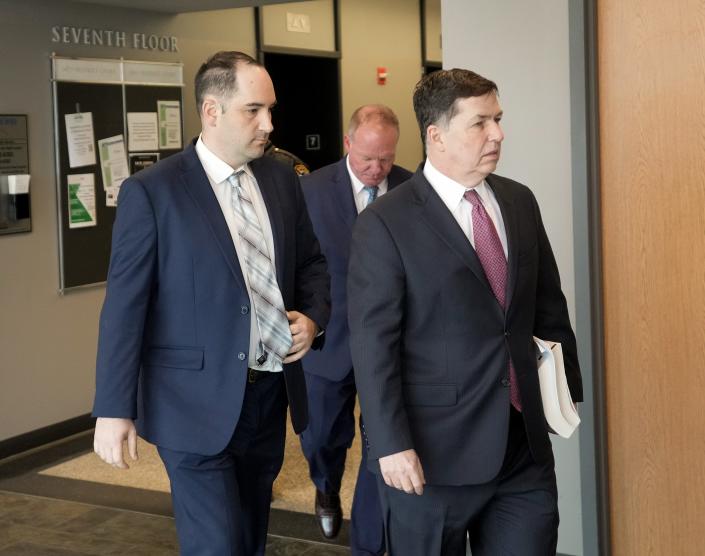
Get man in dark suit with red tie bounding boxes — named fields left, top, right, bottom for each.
left=92, top=51, right=330, bottom=555
left=348, top=69, right=582, bottom=555
left=299, top=105, right=412, bottom=554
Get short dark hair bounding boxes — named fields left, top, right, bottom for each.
left=413, top=68, right=498, bottom=146
left=194, top=51, right=261, bottom=115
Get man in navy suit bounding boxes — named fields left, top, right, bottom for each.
left=348, top=70, right=582, bottom=555
left=92, top=51, right=330, bottom=556
left=299, top=105, right=412, bottom=554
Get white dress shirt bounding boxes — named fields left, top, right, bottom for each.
left=346, top=155, right=389, bottom=214
left=423, top=158, right=508, bottom=258
left=195, top=136, right=282, bottom=372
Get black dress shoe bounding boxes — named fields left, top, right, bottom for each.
left=315, top=489, right=342, bottom=539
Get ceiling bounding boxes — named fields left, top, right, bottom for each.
left=67, top=0, right=302, bottom=14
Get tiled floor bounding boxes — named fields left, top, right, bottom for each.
left=0, top=491, right=349, bottom=555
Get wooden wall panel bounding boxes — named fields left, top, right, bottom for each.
left=598, top=0, right=705, bottom=553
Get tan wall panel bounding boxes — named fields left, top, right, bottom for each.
left=261, top=0, right=335, bottom=52
left=424, top=0, right=442, bottom=63
left=598, top=0, right=705, bottom=553
left=339, top=0, right=423, bottom=171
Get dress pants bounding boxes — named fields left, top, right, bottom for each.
left=158, top=371, right=287, bottom=556
left=378, top=407, right=559, bottom=556
left=300, top=369, right=385, bottom=556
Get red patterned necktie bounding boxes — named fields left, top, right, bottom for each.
left=464, top=189, right=522, bottom=411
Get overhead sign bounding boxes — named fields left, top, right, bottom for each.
left=51, top=26, right=179, bottom=52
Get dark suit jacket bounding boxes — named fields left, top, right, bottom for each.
left=300, top=158, right=412, bottom=381
left=348, top=168, right=582, bottom=485
left=93, top=142, right=330, bottom=456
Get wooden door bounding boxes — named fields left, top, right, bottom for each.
left=598, top=0, right=705, bottom=553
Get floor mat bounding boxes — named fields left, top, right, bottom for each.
left=0, top=412, right=364, bottom=549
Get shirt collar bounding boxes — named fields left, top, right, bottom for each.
left=345, top=155, right=388, bottom=194
left=423, top=158, right=491, bottom=210
left=196, top=135, right=253, bottom=184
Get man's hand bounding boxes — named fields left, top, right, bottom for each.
left=379, top=449, right=425, bottom=495
left=93, top=417, right=138, bottom=469
left=284, top=311, right=318, bottom=363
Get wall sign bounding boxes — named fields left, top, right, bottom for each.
left=0, top=114, right=31, bottom=235
left=305, top=134, right=321, bottom=151
left=0, top=115, right=29, bottom=175
left=51, top=25, right=179, bottom=52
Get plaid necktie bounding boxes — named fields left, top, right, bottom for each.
left=228, top=170, right=292, bottom=367
left=464, top=189, right=522, bottom=411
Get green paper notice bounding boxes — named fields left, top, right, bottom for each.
left=157, top=100, right=182, bottom=150
left=67, top=173, right=97, bottom=228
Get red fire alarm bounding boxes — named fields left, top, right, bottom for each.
left=377, top=67, right=388, bottom=85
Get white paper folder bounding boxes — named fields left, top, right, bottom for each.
left=534, top=337, right=580, bottom=438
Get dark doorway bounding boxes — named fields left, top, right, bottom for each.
left=424, top=62, right=442, bottom=75
left=263, top=52, right=342, bottom=171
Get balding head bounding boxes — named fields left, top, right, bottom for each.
left=344, top=104, right=401, bottom=187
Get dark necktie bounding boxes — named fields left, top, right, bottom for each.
left=464, top=189, right=522, bottom=411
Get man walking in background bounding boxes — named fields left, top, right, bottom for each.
left=300, top=105, right=412, bottom=554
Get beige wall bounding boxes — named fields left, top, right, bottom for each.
left=442, top=0, right=587, bottom=552
left=0, top=0, right=254, bottom=441
left=339, top=0, right=424, bottom=171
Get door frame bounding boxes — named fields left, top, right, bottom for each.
left=254, top=1, right=343, bottom=161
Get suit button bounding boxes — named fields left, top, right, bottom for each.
left=501, top=378, right=510, bottom=387
left=504, top=330, right=511, bottom=337
left=238, top=352, right=246, bottom=361
left=241, top=306, right=249, bottom=315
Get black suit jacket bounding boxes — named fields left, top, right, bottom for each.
left=93, top=142, right=330, bottom=455
left=300, top=158, right=412, bottom=381
left=348, top=168, right=582, bottom=485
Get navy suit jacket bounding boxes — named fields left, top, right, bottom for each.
left=300, top=158, right=412, bottom=381
left=93, top=142, right=330, bottom=455
left=348, top=168, right=582, bottom=485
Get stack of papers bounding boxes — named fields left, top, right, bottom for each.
left=534, top=337, right=581, bottom=438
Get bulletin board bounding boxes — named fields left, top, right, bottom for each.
left=52, top=55, right=184, bottom=292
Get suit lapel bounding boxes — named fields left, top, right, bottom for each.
left=179, top=144, right=247, bottom=291
left=387, top=166, right=409, bottom=189
left=412, top=171, right=494, bottom=296
left=486, top=174, right=519, bottom=310
left=250, top=158, right=286, bottom=287
left=331, top=159, right=357, bottom=230
left=332, top=161, right=406, bottom=229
